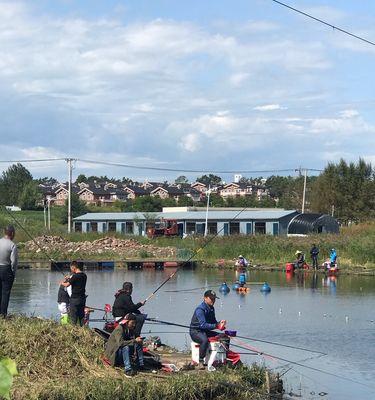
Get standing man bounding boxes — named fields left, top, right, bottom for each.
left=189, top=290, right=226, bottom=369
left=0, top=225, right=18, bottom=317
left=310, top=244, right=319, bottom=270
left=60, top=261, right=87, bottom=326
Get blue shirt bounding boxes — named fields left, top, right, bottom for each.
left=330, top=250, right=337, bottom=263
left=190, top=301, right=218, bottom=331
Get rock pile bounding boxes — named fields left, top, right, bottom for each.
left=23, top=235, right=176, bottom=258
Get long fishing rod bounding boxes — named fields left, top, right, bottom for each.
left=1, top=205, right=65, bottom=276
left=143, top=206, right=250, bottom=303
left=145, top=317, right=325, bottom=355
left=230, top=340, right=375, bottom=391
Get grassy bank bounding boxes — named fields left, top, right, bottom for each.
left=3, top=210, right=375, bottom=270
left=0, top=316, right=272, bottom=400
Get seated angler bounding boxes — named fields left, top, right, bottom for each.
left=189, top=290, right=226, bottom=369
left=104, top=313, right=145, bottom=376
left=112, top=282, right=146, bottom=336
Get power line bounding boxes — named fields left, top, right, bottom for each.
left=0, top=157, right=323, bottom=174
left=0, top=158, right=67, bottom=163
left=270, top=0, right=375, bottom=47
left=77, top=158, right=323, bottom=174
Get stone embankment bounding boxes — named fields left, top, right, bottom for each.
left=22, top=235, right=176, bottom=258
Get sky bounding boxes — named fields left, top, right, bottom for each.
left=0, top=0, right=374, bottom=182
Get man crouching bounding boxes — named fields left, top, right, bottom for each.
left=104, top=313, right=145, bottom=376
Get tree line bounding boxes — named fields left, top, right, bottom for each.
left=0, top=160, right=373, bottom=224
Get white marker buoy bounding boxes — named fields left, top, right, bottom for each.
left=345, top=316, right=349, bottom=323
left=279, top=308, right=282, bottom=314
left=298, top=311, right=302, bottom=317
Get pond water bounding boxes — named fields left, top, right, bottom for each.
left=9, top=268, right=375, bottom=400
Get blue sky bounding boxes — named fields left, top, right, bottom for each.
left=0, top=0, right=374, bottom=182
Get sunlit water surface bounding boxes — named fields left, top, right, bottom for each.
left=10, top=268, right=375, bottom=400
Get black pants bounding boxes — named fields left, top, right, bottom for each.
left=69, top=297, right=86, bottom=326
left=0, top=265, right=14, bottom=317
left=312, top=255, right=318, bottom=269
left=190, top=329, right=217, bottom=361
left=135, top=313, right=146, bottom=337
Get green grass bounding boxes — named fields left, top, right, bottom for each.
left=0, top=316, right=271, bottom=400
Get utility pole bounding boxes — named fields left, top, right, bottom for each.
left=204, top=185, right=211, bottom=237
left=47, top=198, right=51, bottom=231
left=43, top=200, right=47, bottom=229
left=66, top=158, right=74, bottom=233
left=295, top=167, right=308, bottom=213
left=302, top=168, right=307, bottom=214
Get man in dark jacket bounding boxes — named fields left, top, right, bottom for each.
left=310, top=244, right=319, bottom=269
left=112, top=282, right=146, bottom=336
left=104, top=313, right=145, bottom=376
left=60, top=261, right=87, bottom=326
left=189, top=290, right=226, bottom=369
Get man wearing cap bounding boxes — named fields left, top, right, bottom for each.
left=104, top=313, right=145, bottom=377
left=0, top=225, right=18, bottom=317
left=189, top=290, right=226, bottom=369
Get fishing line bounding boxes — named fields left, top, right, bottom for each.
left=235, top=334, right=326, bottom=356
left=145, top=317, right=325, bottom=355
left=143, top=205, right=251, bottom=303
left=230, top=341, right=375, bottom=391
left=164, top=285, right=218, bottom=293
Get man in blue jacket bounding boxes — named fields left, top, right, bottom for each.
left=189, top=290, right=226, bottom=368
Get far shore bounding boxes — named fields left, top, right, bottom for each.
left=17, top=258, right=375, bottom=276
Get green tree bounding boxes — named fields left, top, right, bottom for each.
left=132, top=196, right=162, bottom=212
left=210, top=194, right=225, bottom=207
left=60, top=193, right=88, bottom=224
left=175, top=175, right=189, bottom=184
left=76, top=174, right=87, bottom=184
left=310, top=158, right=375, bottom=223
left=19, top=182, right=42, bottom=210
left=121, top=177, right=134, bottom=185
left=177, top=195, right=194, bottom=206
left=161, top=197, right=177, bottom=207
left=36, top=177, right=58, bottom=186
left=0, top=163, right=33, bottom=206
left=196, top=174, right=222, bottom=187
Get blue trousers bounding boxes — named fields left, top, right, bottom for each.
left=190, top=329, right=217, bottom=361
left=115, top=344, right=144, bottom=372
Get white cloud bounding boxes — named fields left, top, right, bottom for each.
left=0, top=1, right=373, bottom=178
left=339, top=109, right=359, bottom=119
left=253, top=104, right=285, bottom=111
left=229, top=72, right=250, bottom=87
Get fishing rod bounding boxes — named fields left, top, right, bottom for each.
left=1, top=205, right=65, bottom=276
left=143, top=206, right=251, bottom=303
left=146, top=317, right=326, bottom=355
left=230, top=340, right=375, bottom=391
left=164, top=285, right=217, bottom=293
